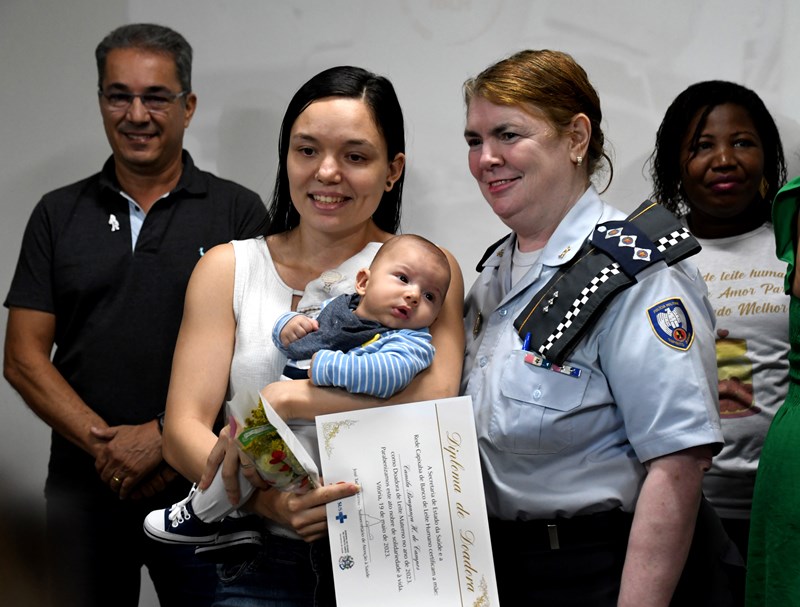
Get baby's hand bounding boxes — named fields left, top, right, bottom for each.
left=281, top=315, right=319, bottom=346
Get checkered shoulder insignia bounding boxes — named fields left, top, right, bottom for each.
left=591, top=220, right=664, bottom=277
left=513, top=200, right=700, bottom=365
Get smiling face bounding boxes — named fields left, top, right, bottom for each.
left=99, top=48, right=196, bottom=178
left=353, top=237, right=450, bottom=330
left=287, top=97, right=404, bottom=239
left=680, top=103, right=766, bottom=234
left=464, top=97, right=588, bottom=247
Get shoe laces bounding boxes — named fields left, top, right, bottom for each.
left=167, top=484, right=197, bottom=528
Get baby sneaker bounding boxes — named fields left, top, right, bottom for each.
left=144, top=485, right=221, bottom=545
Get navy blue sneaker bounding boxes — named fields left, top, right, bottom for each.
left=144, top=486, right=221, bottom=545
left=193, top=515, right=263, bottom=563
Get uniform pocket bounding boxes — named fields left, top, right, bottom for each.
left=490, top=350, right=590, bottom=454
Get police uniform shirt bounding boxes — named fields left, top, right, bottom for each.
left=462, top=186, right=723, bottom=521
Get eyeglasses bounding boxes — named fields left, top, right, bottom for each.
left=98, top=89, right=189, bottom=113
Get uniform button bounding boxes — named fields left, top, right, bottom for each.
left=533, top=389, right=542, bottom=399
left=499, top=308, right=508, bottom=317
left=479, top=357, right=488, bottom=367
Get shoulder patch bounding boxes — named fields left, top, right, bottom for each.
left=646, top=298, right=694, bottom=350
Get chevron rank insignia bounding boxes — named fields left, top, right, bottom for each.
left=647, top=298, right=694, bottom=350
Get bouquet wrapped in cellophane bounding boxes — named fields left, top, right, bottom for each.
left=227, top=389, right=320, bottom=493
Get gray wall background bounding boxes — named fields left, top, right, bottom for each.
left=2, top=1, right=800, bottom=604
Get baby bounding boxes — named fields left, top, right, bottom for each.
left=144, top=235, right=451, bottom=557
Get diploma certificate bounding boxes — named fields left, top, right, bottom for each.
left=316, top=396, right=500, bottom=606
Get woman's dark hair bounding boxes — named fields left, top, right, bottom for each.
left=649, top=80, right=786, bottom=218
left=267, top=66, right=406, bottom=235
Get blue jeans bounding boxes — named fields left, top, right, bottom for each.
left=214, top=533, right=335, bottom=607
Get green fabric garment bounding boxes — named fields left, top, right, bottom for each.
left=748, top=177, right=800, bottom=604
left=746, top=297, right=800, bottom=605
left=772, top=174, right=800, bottom=293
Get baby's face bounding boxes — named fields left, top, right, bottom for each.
left=355, top=240, right=450, bottom=330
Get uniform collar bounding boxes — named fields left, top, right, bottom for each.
left=478, top=234, right=514, bottom=271
left=538, top=186, right=604, bottom=268
left=98, top=150, right=206, bottom=197
left=476, top=186, right=608, bottom=273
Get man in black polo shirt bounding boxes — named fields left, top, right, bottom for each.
left=3, top=23, right=267, bottom=607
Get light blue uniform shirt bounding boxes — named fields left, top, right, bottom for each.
left=462, top=187, right=723, bottom=520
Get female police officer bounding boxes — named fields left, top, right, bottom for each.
left=461, top=50, right=724, bottom=606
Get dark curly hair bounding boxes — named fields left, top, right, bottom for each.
left=649, top=80, right=786, bottom=218
left=267, top=66, right=405, bottom=236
